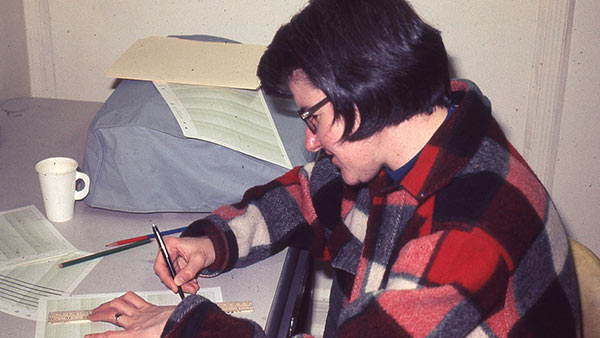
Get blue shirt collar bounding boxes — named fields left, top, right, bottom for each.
left=384, top=104, right=456, bottom=183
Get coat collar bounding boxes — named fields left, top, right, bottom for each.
left=399, top=79, right=493, bottom=201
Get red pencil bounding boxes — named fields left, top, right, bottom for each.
left=105, top=235, right=147, bottom=247
left=105, top=226, right=187, bottom=247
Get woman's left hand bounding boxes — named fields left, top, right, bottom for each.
left=84, top=291, right=176, bottom=338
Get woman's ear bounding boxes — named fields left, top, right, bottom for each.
left=352, top=104, right=361, bottom=133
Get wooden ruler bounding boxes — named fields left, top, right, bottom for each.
left=217, top=300, right=254, bottom=314
left=48, top=310, right=93, bottom=323
left=48, top=301, right=254, bottom=323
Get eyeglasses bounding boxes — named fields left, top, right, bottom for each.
left=297, top=97, right=329, bottom=134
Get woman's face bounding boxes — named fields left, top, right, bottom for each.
left=289, top=70, right=385, bottom=186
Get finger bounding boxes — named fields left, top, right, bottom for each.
left=163, top=237, right=182, bottom=256
left=87, top=306, right=126, bottom=324
left=172, top=253, right=207, bottom=286
left=114, top=312, right=127, bottom=328
left=180, top=283, right=197, bottom=294
left=180, top=278, right=200, bottom=294
left=87, top=299, right=121, bottom=322
left=171, top=257, right=196, bottom=294
left=87, top=293, right=139, bottom=322
left=154, top=251, right=180, bottom=293
left=111, top=293, right=144, bottom=316
left=85, top=329, right=127, bottom=338
left=120, top=291, right=152, bottom=309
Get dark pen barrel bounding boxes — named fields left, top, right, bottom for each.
left=152, top=224, right=186, bottom=300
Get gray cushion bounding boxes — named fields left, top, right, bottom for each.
left=82, top=79, right=311, bottom=212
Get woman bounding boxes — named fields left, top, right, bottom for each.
left=86, top=0, right=580, bottom=337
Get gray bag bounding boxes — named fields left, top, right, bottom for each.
left=82, top=79, right=312, bottom=212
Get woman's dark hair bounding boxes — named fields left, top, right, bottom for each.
left=257, top=0, right=451, bottom=141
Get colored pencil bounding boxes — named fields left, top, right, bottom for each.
left=59, top=238, right=152, bottom=268
left=105, top=226, right=187, bottom=247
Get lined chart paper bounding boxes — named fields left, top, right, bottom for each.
left=0, top=206, right=98, bottom=319
left=154, top=82, right=292, bottom=169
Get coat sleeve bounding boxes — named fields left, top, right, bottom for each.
left=160, top=161, right=333, bottom=338
left=336, top=228, right=511, bottom=337
left=180, top=157, right=343, bottom=276
left=160, top=295, right=267, bottom=338
left=180, top=164, right=318, bottom=275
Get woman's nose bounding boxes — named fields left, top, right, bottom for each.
left=304, top=128, right=322, bottom=152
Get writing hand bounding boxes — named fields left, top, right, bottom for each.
left=153, top=236, right=215, bottom=295
left=84, top=291, right=175, bottom=338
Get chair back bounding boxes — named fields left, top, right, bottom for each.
left=569, top=239, right=600, bottom=338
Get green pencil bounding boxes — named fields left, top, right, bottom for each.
left=59, top=238, right=152, bottom=268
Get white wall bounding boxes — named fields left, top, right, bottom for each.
left=24, top=0, right=307, bottom=102
left=9, top=0, right=600, bottom=255
left=0, top=1, right=30, bottom=101
left=411, top=1, right=539, bottom=162
left=553, top=0, right=600, bottom=254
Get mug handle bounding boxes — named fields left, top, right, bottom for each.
left=74, top=171, right=90, bottom=200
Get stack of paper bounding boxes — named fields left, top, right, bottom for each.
left=106, top=36, right=293, bottom=169
left=0, top=206, right=98, bottom=319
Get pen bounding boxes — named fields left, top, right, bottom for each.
left=152, top=224, right=185, bottom=300
left=105, top=226, right=187, bottom=247
left=59, top=238, right=152, bottom=268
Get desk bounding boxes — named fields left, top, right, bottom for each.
left=0, top=97, right=309, bottom=337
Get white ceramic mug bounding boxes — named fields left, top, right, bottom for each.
left=35, top=157, right=90, bottom=222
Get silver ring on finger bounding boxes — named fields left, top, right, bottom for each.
left=115, top=312, right=123, bottom=326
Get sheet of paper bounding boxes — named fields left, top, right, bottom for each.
left=35, top=289, right=223, bottom=338
left=106, top=36, right=265, bottom=90
left=155, top=82, right=292, bottom=169
left=0, top=205, right=99, bottom=319
left=0, top=251, right=99, bottom=319
left=0, top=206, right=75, bottom=269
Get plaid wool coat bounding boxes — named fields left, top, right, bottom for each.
left=162, top=80, right=581, bottom=338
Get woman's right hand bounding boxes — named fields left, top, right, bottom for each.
left=153, top=236, right=216, bottom=294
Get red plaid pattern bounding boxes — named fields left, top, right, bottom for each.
left=171, top=80, right=580, bottom=337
